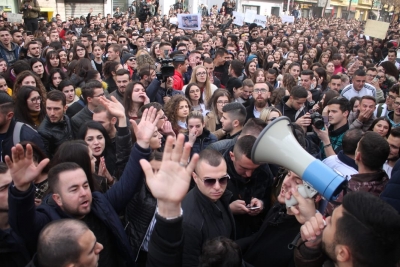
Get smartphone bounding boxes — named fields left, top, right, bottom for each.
left=26, top=31, right=32, bottom=36
left=249, top=206, right=260, bottom=210
left=372, top=75, right=381, bottom=83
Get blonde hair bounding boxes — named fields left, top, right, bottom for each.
left=189, top=65, right=213, bottom=105
left=259, top=107, right=282, bottom=122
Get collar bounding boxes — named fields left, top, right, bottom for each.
left=337, top=151, right=358, bottom=170
left=328, top=122, right=349, bottom=136
left=351, top=170, right=388, bottom=183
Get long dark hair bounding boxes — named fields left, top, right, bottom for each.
left=77, top=121, right=113, bottom=158
left=72, top=42, right=90, bottom=60
left=48, top=68, right=67, bottom=90
left=184, top=82, right=204, bottom=106
left=368, top=117, right=392, bottom=138
left=14, top=85, right=46, bottom=128
left=29, top=58, right=48, bottom=84
left=50, top=140, right=100, bottom=192
left=45, top=50, right=61, bottom=74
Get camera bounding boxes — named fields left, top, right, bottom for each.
left=24, top=4, right=28, bottom=9
left=310, top=111, right=324, bottom=129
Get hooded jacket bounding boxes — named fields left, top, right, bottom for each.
left=0, top=42, right=19, bottom=66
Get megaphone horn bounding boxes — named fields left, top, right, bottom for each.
left=251, top=116, right=346, bottom=201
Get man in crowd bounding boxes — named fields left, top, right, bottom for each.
left=182, top=149, right=235, bottom=266
left=220, top=102, right=247, bottom=140
left=341, top=69, right=376, bottom=100
left=107, top=44, right=121, bottom=63
left=375, top=84, right=399, bottom=117
left=184, top=50, right=201, bottom=84
left=172, top=54, right=187, bottom=91
left=38, top=90, right=74, bottom=158
left=313, top=97, right=350, bottom=159
left=0, top=28, right=19, bottom=66
left=245, top=82, right=271, bottom=121
left=71, top=81, right=104, bottom=135
left=348, top=95, right=376, bottom=132
left=110, top=69, right=130, bottom=104
left=328, top=74, right=342, bottom=92
left=276, top=86, right=309, bottom=124
left=383, top=127, right=400, bottom=178
left=213, top=48, right=229, bottom=87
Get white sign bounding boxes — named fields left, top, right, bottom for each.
left=254, top=14, right=267, bottom=27
left=7, top=13, right=23, bottom=23
left=281, top=15, right=295, bottom=23
left=232, top=11, right=244, bottom=26
left=177, top=14, right=201, bottom=30
left=244, top=10, right=256, bottom=23
left=169, top=17, right=178, bottom=25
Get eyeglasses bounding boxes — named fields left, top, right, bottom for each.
left=196, top=72, right=207, bottom=76
left=200, top=174, right=230, bottom=187
left=128, top=58, right=136, bottom=61
left=387, top=94, right=396, bottom=100
left=393, top=102, right=400, bottom=107
left=254, top=89, right=268, bottom=94
left=30, top=96, right=42, bottom=103
left=217, top=100, right=229, bottom=105
left=93, top=93, right=105, bottom=98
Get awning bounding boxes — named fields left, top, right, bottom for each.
left=39, top=7, right=54, bottom=12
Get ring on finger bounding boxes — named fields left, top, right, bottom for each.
left=179, top=162, right=187, bottom=167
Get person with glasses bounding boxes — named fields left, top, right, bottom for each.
left=374, top=84, right=399, bottom=118
left=205, top=89, right=232, bottom=140
left=183, top=65, right=217, bottom=108
left=245, top=82, right=272, bottom=122
left=71, top=80, right=105, bottom=136
left=181, top=148, right=234, bottom=267
left=14, top=86, right=46, bottom=130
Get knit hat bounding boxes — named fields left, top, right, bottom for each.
left=122, top=53, right=135, bottom=64
left=0, top=91, right=13, bottom=105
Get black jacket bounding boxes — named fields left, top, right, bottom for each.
left=381, top=159, right=400, bottom=213
left=66, top=97, right=85, bottom=118
left=8, top=143, right=151, bottom=266
left=207, top=137, right=237, bottom=155
left=245, top=100, right=271, bottom=122
left=237, top=203, right=301, bottom=267
left=37, top=115, right=74, bottom=158
left=71, top=105, right=93, bottom=136
left=104, top=77, right=117, bottom=93
left=125, top=180, right=157, bottom=260
left=275, top=96, right=308, bottom=123
left=0, top=119, right=45, bottom=162
left=185, top=128, right=217, bottom=157
left=224, top=147, right=274, bottom=239
left=181, top=186, right=236, bottom=267
left=0, top=227, right=31, bottom=267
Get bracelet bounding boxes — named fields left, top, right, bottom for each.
left=323, top=143, right=332, bottom=148
left=156, top=207, right=183, bottom=220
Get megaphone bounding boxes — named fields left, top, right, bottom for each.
left=251, top=116, right=347, bottom=202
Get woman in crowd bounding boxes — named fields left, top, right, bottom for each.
left=314, top=67, right=329, bottom=94
left=252, top=69, right=266, bottom=83
left=13, top=70, right=47, bottom=98
left=164, top=94, right=191, bottom=135
left=72, top=42, right=90, bottom=60
left=244, top=59, right=257, bottom=81
left=205, top=88, right=232, bottom=140
left=103, top=61, right=122, bottom=93
left=29, top=58, right=48, bottom=86
left=45, top=50, right=61, bottom=75
left=186, top=111, right=217, bottom=157
left=368, top=117, right=391, bottom=138
left=183, top=65, right=217, bottom=108
left=184, top=82, right=208, bottom=117
left=325, top=61, right=335, bottom=77
left=0, top=59, right=7, bottom=74
left=350, top=96, right=361, bottom=113
left=58, top=79, right=79, bottom=107
left=14, top=86, right=46, bottom=129
left=319, top=52, right=330, bottom=67
left=123, top=81, right=150, bottom=120
left=301, top=58, right=311, bottom=71
left=47, top=68, right=67, bottom=92
left=57, top=49, right=68, bottom=71
left=91, top=44, right=104, bottom=77
left=259, top=107, right=282, bottom=124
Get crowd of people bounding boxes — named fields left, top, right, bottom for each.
left=0, top=1, right=400, bottom=267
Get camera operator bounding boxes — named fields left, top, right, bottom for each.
left=172, top=53, right=187, bottom=91
left=20, top=0, right=40, bottom=33
left=139, top=64, right=157, bottom=88
left=312, top=97, right=350, bottom=160
left=154, top=76, right=184, bottom=105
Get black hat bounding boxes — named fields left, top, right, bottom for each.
left=0, top=91, right=13, bottom=105
left=122, top=53, right=135, bottom=64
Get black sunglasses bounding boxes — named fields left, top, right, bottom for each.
left=202, top=175, right=230, bottom=187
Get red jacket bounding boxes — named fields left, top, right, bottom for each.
left=173, top=70, right=184, bottom=91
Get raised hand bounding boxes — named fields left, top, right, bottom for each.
left=287, top=187, right=317, bottom=225
left=99, top=96, right=127, bottom=127
left=5, top=144, right=49, bottom=192
left=131, top=107, right=160, bottom=149
left=299, top=212, right=326, bottom=249
left=140, top=134, right=199, bottom=218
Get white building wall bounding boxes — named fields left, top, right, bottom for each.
left=239, top=0, right=284, bottom=16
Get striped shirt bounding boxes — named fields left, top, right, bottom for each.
left=341, top=82, right=376, bottom=100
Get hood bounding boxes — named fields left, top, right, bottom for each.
left=0, top=41, right=18, bottom=51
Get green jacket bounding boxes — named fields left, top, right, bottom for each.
left=20, top=0, right=40, bottom=19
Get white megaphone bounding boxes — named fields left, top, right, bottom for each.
left=251, top=116, right=347, bottom=202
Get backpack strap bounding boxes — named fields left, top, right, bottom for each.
left=13, top=122, right=24, bottom=145
left=377, top=103, right=384, bottom=117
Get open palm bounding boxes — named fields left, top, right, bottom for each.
left=140, top=135, right=198, bottom=205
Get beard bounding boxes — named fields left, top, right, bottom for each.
left=255, top=98, right=267, bottom=109
left=321, top=239, right=338, bottom=264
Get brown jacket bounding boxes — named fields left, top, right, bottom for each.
left=20, top=0, right=40, bottom=19
left=204, top=111, right=225, bottom=140
left=325, top=170, right=389, bottom=216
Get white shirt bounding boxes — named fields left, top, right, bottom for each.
left=341, top=82, right=376, bottom=100
left=323, top=155, right=358, bottom=180
left=383, top=161, right=393, bottom=179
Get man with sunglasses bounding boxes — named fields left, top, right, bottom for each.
left=181, top=149, right=235, bottom=267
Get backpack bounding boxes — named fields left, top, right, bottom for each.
left=13, top=121, right=36, bottom=145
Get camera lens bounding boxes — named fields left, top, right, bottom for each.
left=313, top=118, right=325, bottom=129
